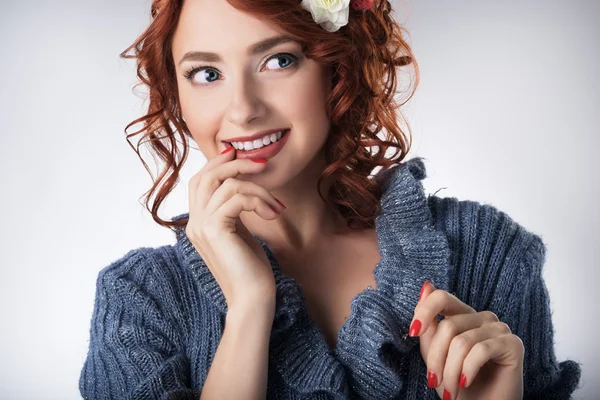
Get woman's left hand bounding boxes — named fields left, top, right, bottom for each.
left=409, top=280, right=524, bottom=400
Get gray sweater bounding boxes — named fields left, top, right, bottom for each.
left=79, top=157, right=582, bottom=399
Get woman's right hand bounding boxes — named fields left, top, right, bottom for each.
left=185, top=147, right=286, bottom=312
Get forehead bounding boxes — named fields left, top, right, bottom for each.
left=172, top=0, right=285, bottom=58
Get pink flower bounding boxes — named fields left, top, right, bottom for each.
left=350, top=0, right=374, bottom=11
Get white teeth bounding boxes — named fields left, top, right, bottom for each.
left=252, top=139, right=263, bottom=149
left=231, top=130, right=286, bottom=151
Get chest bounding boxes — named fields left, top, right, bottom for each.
left=276, top=230, right=382, bottom=351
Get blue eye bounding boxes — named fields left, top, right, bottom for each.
left=184, top=68, right=220, bottom=85
left=183, top=53, right=299, bottom=86
left=264, top=53, right=295, bottom=70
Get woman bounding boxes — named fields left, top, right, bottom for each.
left=79, top=0, right=582, bottom=399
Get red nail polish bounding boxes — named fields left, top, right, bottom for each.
left=409, top=319, right=421, bottom=336
left=220, top=146, right=234, bottom=154
left=419, top=279, right=429, bottom=301
left=443, top=388, right=451, bottom=400
left=408, top=319, right=421, bottom=336
left=274, top=198, right=286, bottom=209
left=459, top=373, right=467, bottom=388
left=427, top=371, right=438, bottom=388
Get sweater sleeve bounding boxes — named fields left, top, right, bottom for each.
left=79, top=248, right=200, bottom=400
left=513, top=233, right=582, bottom=399
left=429, top=196, right=583, bottom=399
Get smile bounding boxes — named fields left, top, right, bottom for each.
left=232, top=129, right=291, bottom=160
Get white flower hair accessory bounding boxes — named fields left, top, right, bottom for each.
left=300, top=0, right=375, bottom=32
left=300, top=0, right=351, bottom=33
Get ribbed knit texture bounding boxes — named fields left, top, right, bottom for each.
left=79, top=157, right=582, bottom=399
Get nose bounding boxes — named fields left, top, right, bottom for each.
left=224, top=72, right=266, bottom=126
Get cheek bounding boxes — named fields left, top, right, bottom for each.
left=280, top=73, right=331, bottom=154
left=179, top=90, right=221, bottom=144
left=279, top=72, right=329, bottom=124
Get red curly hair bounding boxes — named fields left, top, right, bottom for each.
left=120, top=0, right=420, bottom=233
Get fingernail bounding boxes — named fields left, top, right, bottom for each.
left=443, top=388, right=451, bottom=400
left=220, top=147, right=234, bottom=154
left=409, top=319, right=421, bottom=336
left=427, top=371, right=438, bottom=388
left=419, top=279, right=429, bottom=301
left=274, top=198, right=286, bottom=209
left=251, top=158, right=268, bottom=163
left=459, top=373, right=467, bottom=388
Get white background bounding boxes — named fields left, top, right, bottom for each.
left=0, top=0, right=597, bottom=398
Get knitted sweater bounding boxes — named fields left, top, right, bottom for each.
left=79, top=157, right=582, bottom=399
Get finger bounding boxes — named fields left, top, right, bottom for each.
left=190, top=156, right=267, bottom=217
left=421, top=311, right=505, bottom=387
left=410, top=289, right=477, bottom=339
left=204, top=178, right=284, bottom=218
left=414, top=280, right=439, bottom=389
left=189, top=145, right=236, bottom=199
left=211, top=192, right=279, bottom=233
left=414, top=280, right=436, bottom=351
left=441, top=321, right=513, bottom=398
left=461, top=333, right=524, bottom=390
left=418, top=279, right=435, bottom=304
left=189, top=146, right=236, bottom=217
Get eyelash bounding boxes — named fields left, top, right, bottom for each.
left=183, top=53, right=299, bottom=85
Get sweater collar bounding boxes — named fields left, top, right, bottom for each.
left=172, top=157, right=451, bottom=398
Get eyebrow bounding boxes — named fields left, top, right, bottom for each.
left=178, top=35, right=299, bottom=66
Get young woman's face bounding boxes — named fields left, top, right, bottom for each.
left=171, top=0, right=332, bottom=189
